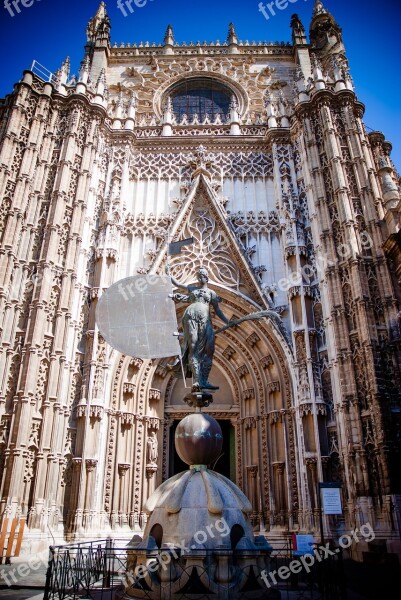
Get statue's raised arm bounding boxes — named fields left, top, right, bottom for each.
left=165, top=263, right=188, bottom=291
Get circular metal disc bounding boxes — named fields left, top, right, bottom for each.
left=96, top=275, right=181, bottom=359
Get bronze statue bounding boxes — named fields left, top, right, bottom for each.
left=166, top=265, right=234, bottom=391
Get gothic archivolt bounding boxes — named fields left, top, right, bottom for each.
left=102, top=286, right=296, bottom=531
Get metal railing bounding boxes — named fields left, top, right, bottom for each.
left=30, top=60, right=57, bottom=85
left=44, top=538, right=347, bottom=600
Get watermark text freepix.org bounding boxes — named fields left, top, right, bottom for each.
left=258, top=0, right=309, bottom=22
left=4, top=0, right=41, bottom=17
left=123, top=517, right=230, bottom=585
left=0, top=550, right=49, bottom=587
left=117, top=0, right=154, bottom=18
left=0, top=518, right=229, bottom=587
left=268, top=230, right=374, bottom=299
left=261, top=523, right=375, bottom=588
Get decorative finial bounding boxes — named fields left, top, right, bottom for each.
left=95, top=68, right=107, bottom=98
left=96, top=1, right=106, bottom=17
left=81, top=55, right=90, bottom=70
left=61, top=56, right=70, bottom=76
left=310, top=0, right=342, bottom=50
left=164, top=24, right=174, bottom=46
left=86, top=1, right=110, bottom=45
left=290, top=14, right=305, bottom=33
left=129, top=90, right=138, bottom=108
left=164, top=97, right=173, bottom=113
left=290, top=13, right=307, bottom=45
left=116, top=91, right=124, bottom=107
left=97, top=68, right=107, bottom=86
left=313, top=0, right=328, bottom=17
left=78, top=55, right=90, bottom=83
left=227, top=22, right=238, bottom=45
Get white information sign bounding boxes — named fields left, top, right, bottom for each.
left=321, top=486, right=342, bottom=515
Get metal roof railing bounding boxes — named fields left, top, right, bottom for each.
left=30, top=60, right=57, bottom=85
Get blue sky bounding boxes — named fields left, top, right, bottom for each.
left=0, top=0, right=400, bottom=171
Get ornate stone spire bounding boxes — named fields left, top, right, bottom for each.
left=55, top=56, right=70, bottom=85
left=93, top=69, right=106, bottom=104
left=61, top=56, right=70, bottom=78
left=313, top=0, right=328, bottom=17
left=54, top=56, right=71, bottom=90
left=86, top=2, right=110, bottom=46
left=164, top=24, right=174, bottom=46
left=290, top=13, right=307, bottom=45
left=163, top=24, right=175, bottom=55
left=227, top=22, right=238, bottom=45
left=310, top=0, right=343, bottom=52
left=78, top=55, right=90, bottom=83
left=95, top=68, right=107, bottom=95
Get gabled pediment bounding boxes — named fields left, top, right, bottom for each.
left=153, top=173, right=268, bottom=308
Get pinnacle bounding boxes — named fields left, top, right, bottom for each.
left=97, top=68, right=107, bottom=84
left=96, top=1, right=107, bottom=16
left=164, top=24, right=174, bottom=45
left=227, top=22, right=238, bottom=45
left=313, top=0, right=328, bottom=17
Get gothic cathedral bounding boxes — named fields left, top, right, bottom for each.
left=0, top=1, right=400, bottom=560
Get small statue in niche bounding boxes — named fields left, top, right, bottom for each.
left=147, top=430, right=158, bottom=466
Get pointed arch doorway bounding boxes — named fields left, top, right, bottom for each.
left=164, top=362, right=239, bottom=482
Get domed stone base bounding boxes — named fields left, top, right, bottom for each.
left=120, top=411, right=275, bottom=598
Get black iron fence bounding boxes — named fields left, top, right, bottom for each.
left=43, top=538, right=347, bottom=600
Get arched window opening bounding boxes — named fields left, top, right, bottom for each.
left=169, top=78, right=232, bottom=123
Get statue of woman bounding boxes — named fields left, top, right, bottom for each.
left=147, top=430, right=158, bottom=465
left=166, top=265, right=233, bottom=391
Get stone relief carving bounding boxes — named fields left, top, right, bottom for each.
left=129, top=151, right=273, bottom=181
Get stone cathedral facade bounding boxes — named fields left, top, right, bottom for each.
left=0, top=1, right=401, bottom=559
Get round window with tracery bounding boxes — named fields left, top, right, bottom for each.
left=169, top=78, right=233, bottom=123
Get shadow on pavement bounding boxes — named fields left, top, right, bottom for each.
left=343, top=559, right=401, bottom=600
